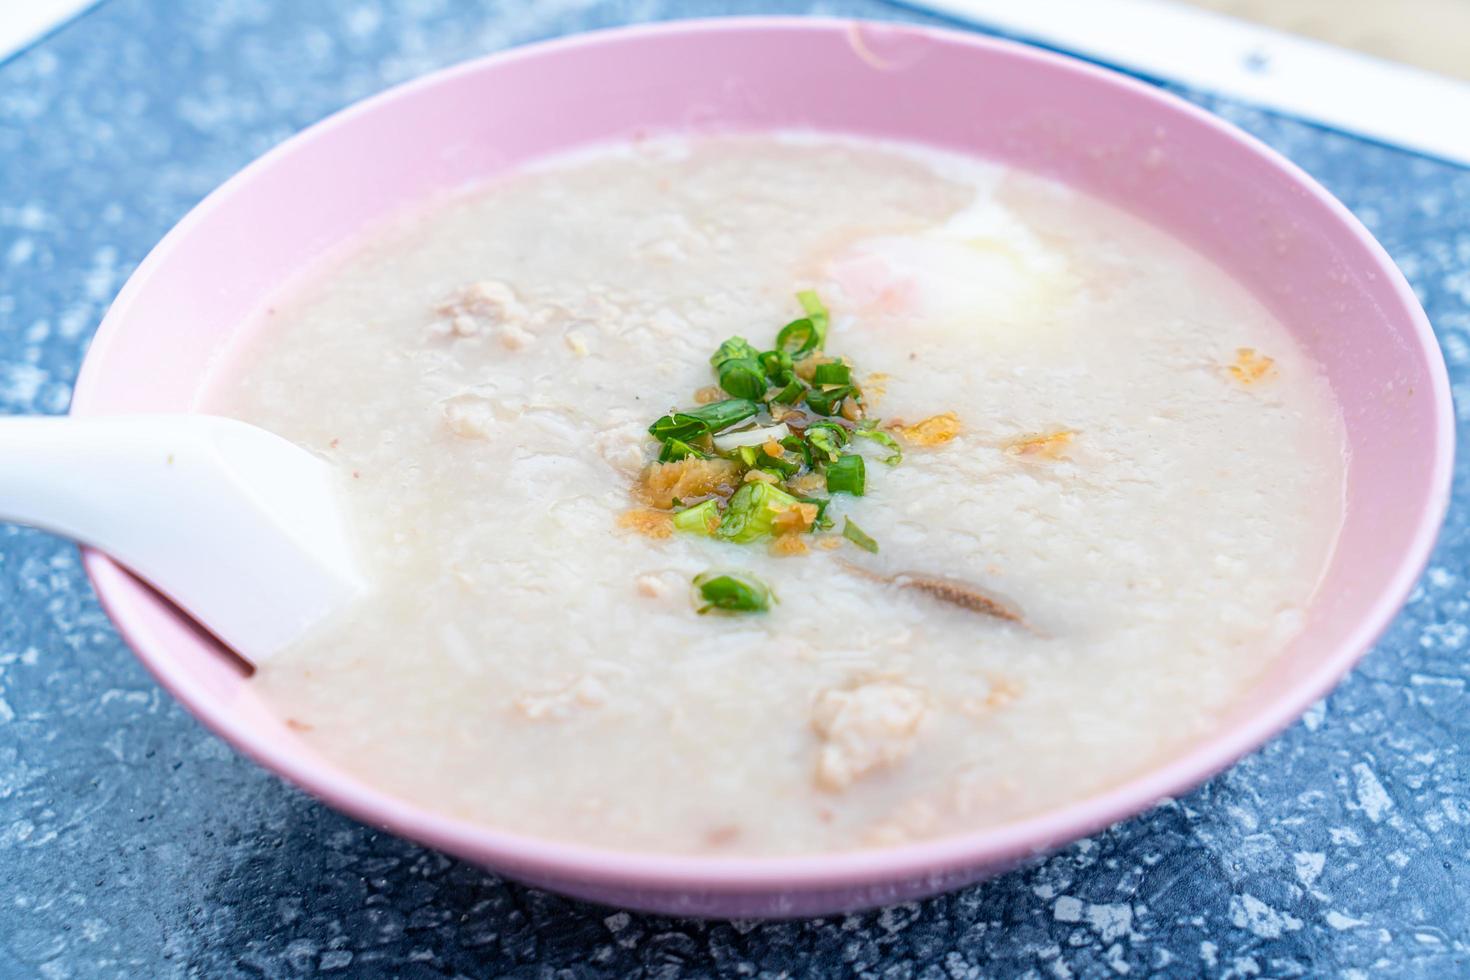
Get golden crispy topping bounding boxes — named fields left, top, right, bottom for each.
left=818, top=536, right=844, bottom=550
left=743, top=468, right=779, bottom=484
left=789, top=471, right=828, bottom=496
left=770, top=533, right=810, bottom=557
left=840, top=397, right=865, bottom=422
left=893, top=412, right=961, bottom=447
left=693, top=385, right=724, bottom=404
left=1004, top=429, right=1075, bottom=459
left=636, top=458, right=742, bottom=509
left=617, top=508, right=674, bottom=538
left=1228, top=347, right=1276, bottom=385
left=772, top=501, right=820, bottom=536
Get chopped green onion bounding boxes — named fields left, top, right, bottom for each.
left=854, top=421, right=903, bottom=465
left=648, top=398, right=758, bottom=443
left=804, top=384, right=853, bottom=417
left=758, top=349, right=794, bottom=380
left=642, top=290, right=904, bottom=573
left=659, top=438, right=708, bottom=463
left=796, top=290, right=830, bottom=350
left=757, top=446, right=801, bottom=479
left=826, top=453, right=866, bottom=495
left=780, top=434, right=813, bottom=469
left=710, top=336, right=760, bottom=369
left=673, top=499, right=722, bottom=536
left=692, top=570, right=773, bottom=614
left=811, top=362, right=851, bottom=386
left=796, top=495, right=834, bottom=531
left=717, top=482, right=804, bottom=543
left=717, top=357, right=767, bottom=400
left=805, top=422, right=849, bottom=463
left=690, top=398, right=760, bottom=432
left=775, top=317, right=820, bottom=357
left=770, top=377, right=807, bottom=405
left=648, top=414, right=706, bottom=443
left=842, top=517, right=879, bottom=553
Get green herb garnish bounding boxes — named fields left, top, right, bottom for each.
left=648, top=398, right=759, bottom=443
left=673, top=499, right=722, bottom=536
left=757, top=445, right=801, bottom=479
left=758, top=349, right=794, bottom=380
left=709, top=341, right=769, bottom=400
left=826, top=453, right=866, bottom=496
left=805, top=422, right=849, bottom=463
left=717, top=482, right=805, bottom=543
left=805, top=384, right=854, bottom=417
left=718, top=358, right=767, bottom=400
left=770, top=377, right=806, bottom=405
left=692, top=570, right=773, bottom=614
left=854, top=421, right=903, bottom=465
left=842, top=517, right=879, bottom=553
left=659, top=438, right=709, bottom=463
left=796, top=289, right=829, bottom=349
left=710, top=336, right=760, bottom=368
left=775, top=317, right=820, bottom=357
left=811, top=362, right=851, bottom=386
left=781, top=434, right=813, bottom=469
left=636, top=292, right=937, bottom=566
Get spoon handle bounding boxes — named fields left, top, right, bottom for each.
left=0, top=414, right=364, bottom=665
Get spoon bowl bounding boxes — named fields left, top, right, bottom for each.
left=0, top=414, right=362, bottom=666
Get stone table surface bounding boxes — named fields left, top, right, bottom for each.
left=1, top=1, right=1467, bottom=977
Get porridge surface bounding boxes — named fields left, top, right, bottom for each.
left=204, top=135, right=1345, bottom=855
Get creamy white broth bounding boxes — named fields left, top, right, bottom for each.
left=204, top=135, right=1345, bottom=855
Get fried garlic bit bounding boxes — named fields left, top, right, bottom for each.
left=636, top=457, right=742, bottom=509
left=1228, top=347, right=1276, bottom=385
left=892, top=412, right=961, bottom=447
left=693, top=385, right=724, bottom=405
left=770, top=533, right=810, bottom=557
left=1004, top=429, right=1075, bottom=459
left=862, top=372, right=890, bottom=405
left=771, top=501, right=819, bottom=535
left=617, top=508, right=674, bottom=539
left=789, top=471, right=827, bottom=496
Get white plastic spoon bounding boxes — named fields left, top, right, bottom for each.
left=0, top=414, right=365, bottom=667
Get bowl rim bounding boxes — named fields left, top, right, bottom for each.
left=73, top=15, right=1454, bottom=893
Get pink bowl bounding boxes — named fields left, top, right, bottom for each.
left=70, top=18, right=1452, bottom=917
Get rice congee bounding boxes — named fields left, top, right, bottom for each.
left=203, top=135, right=1345, bottom=854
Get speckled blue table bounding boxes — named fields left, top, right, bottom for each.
left=2, top=1, right=1467, bottom=976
